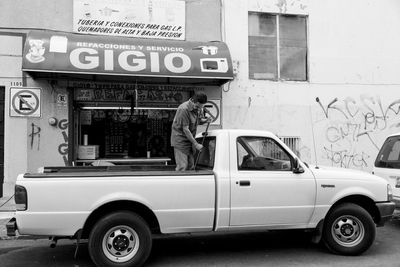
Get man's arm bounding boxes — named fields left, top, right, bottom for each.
left=182, top=126, right=203, bottom=151
left=198, top=108, right=214, bottom=125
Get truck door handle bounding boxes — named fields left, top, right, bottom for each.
left=238, top=180, right=251, bottom=186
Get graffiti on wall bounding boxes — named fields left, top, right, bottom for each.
left=29, top=123, right=41, bottom=150
left=323, top=145, right=370, bottom=169
left=315, top=95, right=400, bottom=169
left=57, top=119, right=69, bottom=166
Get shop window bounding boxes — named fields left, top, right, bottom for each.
left=248, top=12, right=308, bottom=81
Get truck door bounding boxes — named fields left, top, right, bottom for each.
left=230, top=135, right=316, bottom=227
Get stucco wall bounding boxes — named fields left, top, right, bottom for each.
left=0, top=0, right=222, bottom=41
left=24, top=81, right=69, bottom=171
left=0, top=34, right=27, bottom=197
left=223, top=0, right=400, bottom=171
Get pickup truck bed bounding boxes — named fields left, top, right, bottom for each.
left=29, top=165, right=212, bottom=177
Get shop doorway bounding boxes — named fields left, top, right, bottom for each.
left=75, top=107, right=175, bottom=164
left=70, top=85, right=192, bottom=166
left=0, top=87, right=5, bottom=197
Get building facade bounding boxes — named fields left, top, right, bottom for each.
left=223, top=0, right=400, bottom=170
left=1, top=0, right=400, bottom=197
left=0, top=0, right=231, bottom=197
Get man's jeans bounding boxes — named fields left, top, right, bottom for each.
left=174, top=148, right=194, bottom=171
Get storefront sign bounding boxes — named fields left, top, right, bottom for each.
left=22, top=30, right=233, bottom=81
left=74, top=87, right=191, bottom=108
left=10, top=87, right=41, bottom=117
left=73, top=0, right=185, bottom=40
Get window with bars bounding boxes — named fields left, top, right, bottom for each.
left=280, top=136, right=301, bottom=157
left=248, top=12, right=308, bottom=81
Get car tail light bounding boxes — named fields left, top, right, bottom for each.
left=15, top=185, right=27, bottom=211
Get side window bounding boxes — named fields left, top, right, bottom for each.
left=237, top=136, right=292, bottom=171
left=388, top=141, right=400, bottom=161
left=195, top=137, right=216, bottom=169
left=237, top=142, right=248, bottom=167
left=375, top=137, right=400, bottom=169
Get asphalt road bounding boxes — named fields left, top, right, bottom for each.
left=0, top=217, right=399, bottom=267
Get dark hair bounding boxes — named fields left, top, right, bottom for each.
left=191, top=92, right=207, bottom=104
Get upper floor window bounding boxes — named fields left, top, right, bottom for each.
left=248, top=12, right=308, bottom=81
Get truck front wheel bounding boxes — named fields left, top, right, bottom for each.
left=88, top=211, right=152, bottom=267
left=322, top=203, right=375, bottom=255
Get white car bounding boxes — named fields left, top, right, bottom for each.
left=373, top=132, right=400, bottom=208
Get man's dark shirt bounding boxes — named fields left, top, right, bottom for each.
left=171, top=100, right=199, bottom=155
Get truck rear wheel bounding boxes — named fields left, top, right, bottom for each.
left=88, top=211, right=152, bottom=267
left=322, top=203, right=375, bottom=255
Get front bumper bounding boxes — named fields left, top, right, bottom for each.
left=392, top=196, right=400, bottom=208
left=6, top=218, right=17, bottom=236
left=376, top=201, right=396, bottom=226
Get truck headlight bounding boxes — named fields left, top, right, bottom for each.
left=388, top=184, right=393, bottom=201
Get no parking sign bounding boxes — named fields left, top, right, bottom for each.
left=204, top=99, right=221, bottom=125
left=10, top=87, right=41, bottom=117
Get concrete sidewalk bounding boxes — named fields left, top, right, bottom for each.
left=0, top=195, right=16, bottom=219
left=0, top=196, right=16, bottom=239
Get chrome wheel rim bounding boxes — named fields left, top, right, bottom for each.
left=102, top=225, right=139, bottom=263
left=331, top=215, right=364, bottom=247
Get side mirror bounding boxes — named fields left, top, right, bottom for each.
left=293, top=158, right=305, bottom=174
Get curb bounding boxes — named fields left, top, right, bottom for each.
left=0, top=218, right=48, bottom=241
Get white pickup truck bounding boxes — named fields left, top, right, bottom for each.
left=7, top=129, right=395, bottom=267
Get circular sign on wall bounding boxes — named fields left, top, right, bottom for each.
left=10, top=87, right=41, bottom=117
left=204, top=99, right=221, bottom=125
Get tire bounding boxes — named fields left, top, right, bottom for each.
left=322, top=203, right=375, bottom=256
left=88, top=211, right=152, bottom=267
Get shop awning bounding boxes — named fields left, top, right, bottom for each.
left=22, top=30, right=234, bottom=85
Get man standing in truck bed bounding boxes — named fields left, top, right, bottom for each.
left=171, top=92, right=209, bottom=171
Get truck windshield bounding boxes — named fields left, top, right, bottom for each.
left=195, top=136, right=216, bottom=169
left=375, top=136, right=400, bottom=168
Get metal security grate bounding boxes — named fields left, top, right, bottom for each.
left=280, top=136, right=301, bottom=156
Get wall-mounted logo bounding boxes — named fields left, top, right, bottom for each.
left=200, top=58, right=228, bottom=73
left=49, top=35, right=68, bottom=53
left=198, top=46, right=218, bottom=55
left=26, top=39, right=46, bottom=63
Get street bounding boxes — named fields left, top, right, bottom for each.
left=0, top=215, right=399, bottom=267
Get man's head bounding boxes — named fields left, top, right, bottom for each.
left=190, top=92, right=207, bottom=110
